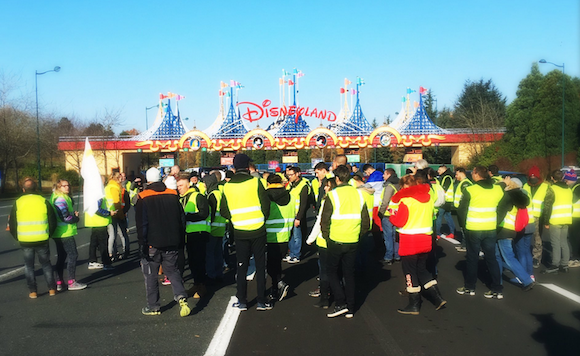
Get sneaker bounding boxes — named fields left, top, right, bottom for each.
left=447, top=233, right=455, bottom=239
left=531, top=275, right=536, bottom=282
left=56, top=281, right=64, bottom=292
left=523, top=282, right=536, bottom=292
left=542, top=266, right=559, bottom=274
left=309, top=287, right=321, bottom=298
left=455, top=246, right=467, bottom=252
left=232, top=302, right=248, bottom=311
left=103, top=264, right=115, bottom=271
left=256, top=302, right=273, bottom=311
left=327, top=305, right=349, bottom=318
left=142, top=307, right=161, bottom=316
left=484, top=291, right=503, bottom=299
left=161, top=276, right=171, bottom=286
left=383, top=259, right=393, bottom=265
left=456, top=287, right=475, bottom=296
left=559, top=266, right=569, bottom=273
left=88, top=262, right=103, bottom=270
left=179, top=298, right=191, bottom=317
left=246, top=271, right=256, bottom=281
left=568, top=260, right=580, bottom=268
left=313, top=299, right=329, bottom=309
left=282, top=255, right=291, bottom=262
left=287, top=257, right=300, bottom=264
left=533, top=259, right=541, bottom=269
left=436, top=235, right=442, bottom=240
left=345, top=311, right=354, bottom=319
left=68, top=281, right=87, bottom=291
left=278, top=281, right=290, bottom=301
left=268, top=291, right=279, bottom=301
left=49, top=289, right=56, bottom=297
left=29, top=292, right=37, bottom=299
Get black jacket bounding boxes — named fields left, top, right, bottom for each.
left=267, top=186, right=291, bottom=207
left=136, top=182, right=185, bottom=250
left=497, top=188, right=530, bottom=239
left=220, top=170, right=270, bottom=239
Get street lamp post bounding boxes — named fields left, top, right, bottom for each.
left=539, top=59, right=565, bottom=167
left=35, top=66, right=61, bottom=191
left=145, top=105, right=159, bottom=130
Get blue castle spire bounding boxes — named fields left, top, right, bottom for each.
left=146, top=99, right=188, bottom=140
left=274, top=71, right=310, bottom=137
left=212, top=87, right=248, bottom=139
left=332, top=83, right=373, bottom=136
left=396, top=94, right=443, bottom=135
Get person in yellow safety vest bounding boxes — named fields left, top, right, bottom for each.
left=189, top=173, right=206, bottom=195
left=564, top=170, right=580, bottom=267
left=9, top=178, right=57, bottom=299
left=495, top=176, right=535, bottom=291
left=50, top=179, right=87, bottom=292
left=389, top=174, right=446, bottom=315
left=306, top=176, right=338, bottom=308
left=320, top=165, right=370, bottom=318
left=285, top=166, right=312, bottom=264
left=105, top=172, right=129, bottom=261
left=351, top=173, right=375, bottom=272
left=436, top=165, right=456, bottom=239
left=378, top=168, right=400, bottom=264
left=312, top=162, right=331, bottom=211
left=220, top=154, right=271, bottom=311
left=488, top=164, right=503, bottom=184
left=126, top=178, right=141, bottom=206
left=453, top=167, right=473, bottom=252
left=176, top=173, right=210, bottom=298
left=542, top=170, right=574, bottom=274
left=136, top=167, right=190, bottom=317
left=419, top=168, right=445, bottom=279
left=86, top=174, right=115, bottom=271
left=265, top=173, right=295, bottom=302
left=522, top=165, right=550, bottom=269
left=456, top=166, right=505, bottom=299
left=204, top=171, right=228, bottom=284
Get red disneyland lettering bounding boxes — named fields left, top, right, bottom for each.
left=237, top=100, right=336, bottom=123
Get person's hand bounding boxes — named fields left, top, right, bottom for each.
left=74, top=211, right=79, bottom=217
left=294, top=219, right=300, bottom=227
left=544, top=225, right=549, bottom=229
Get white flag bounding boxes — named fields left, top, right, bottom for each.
left=80, top=138, right=105, bottom=214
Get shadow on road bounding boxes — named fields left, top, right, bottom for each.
left=531, top=312, right=580, bottom=356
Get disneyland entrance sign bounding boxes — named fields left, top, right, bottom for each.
left=237, top=100, right=337, bottom=123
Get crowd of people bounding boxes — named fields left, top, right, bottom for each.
left=8, top=155, right=580, bottom=319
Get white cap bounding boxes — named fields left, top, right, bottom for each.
left=165, top=175, right=177, bottom=190
left=510, top=177, right=523, bottom=188
left=146, top=167, right=161, bottom=183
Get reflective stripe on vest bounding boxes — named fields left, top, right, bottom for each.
left=209, top=190, right=228, bottom=237
left=328, top=185, right=364, bottom=243
left=523, top=182, right=548, bottom=218
left=16, top=195, right=50, bottom=242
left=501, top=206, right=518, bottom=231
left=85, top=199, right=112, bottom=227
left=50, top=193, right=77, bottom=238
left=396, top=193, right=434, bottom=235
left=223, top=177, right=265, bottom=231
left=381, top=183, right=398, bottom=217
left=549, top=185, right=573, bottom=225
left=454, top=179, right=472, bottom=208
left=184, top=191, right=211, bottom=233
left=465, top=184, right=504, bottom=231
left=288, top=178, right=311, bottom=212
left=441, top=175, right=454, bottom=203
left=572, top=184, right=580, bottom=218
left=266, top=197, right=296, bottom=243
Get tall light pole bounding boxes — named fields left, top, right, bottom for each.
left=539, top=59, right=565, bottom=167
left=145, top=104, right=159, bottom=130
left=35, top=66, right=61, bottom=191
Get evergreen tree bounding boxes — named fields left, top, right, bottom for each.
left=423, top=90, right=438, bottom=123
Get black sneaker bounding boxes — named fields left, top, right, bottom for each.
left=256, top=302, right=273, bottom=311
left=327, top=305, right=349, bottom=318
left=542, top=266, right=559, bottom=274
left=313, top=299, right=329, bottom=309
left=559, top=266, right=569, bottom=273
left=142, top=307, right=161, bottom=316
left=232, top=302, right=248, bottom=311
left=278, top=281, right=290, bottom=302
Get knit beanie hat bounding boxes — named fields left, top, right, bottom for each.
left=563, top=169, right=578, bottom=182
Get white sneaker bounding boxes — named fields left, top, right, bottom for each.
left=282, top=255, right=291, bottom=262
left=287, top=257, right=300, bottom=264
left=88, top=262, right=104, bottom=270
left=68, top=281, right=87, bottom=291
left=568, top=260, right=580, bottom=268
left=246, top=271, right=256, bottom=281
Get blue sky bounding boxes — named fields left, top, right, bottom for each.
left=1, top=0, right=578, bottom=134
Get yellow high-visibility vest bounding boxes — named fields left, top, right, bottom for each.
left=266, top=194, right=296, bottom=243
left=523, top=182, right=548, bottom=218
left=396, top=194, right=434, bottom=235
left=454, top=178, right=472, bottom=208
left=465, top=184, right=504, bottom=231
left=571, top=184, right=580, bottom=218
left=16, top=195, right=50, bottom=243
left=183, top=191, right=211, bottom=233
left=85, top=199, right=112, bottom=227
left=209, top=189, right=228, bottom=237
left=50, top=193, right=77, bottom=238
left=223, top=177, right=265, bottom=231
left=440, top=175, right=454, bottom=203
left=549, top=185, right=573, bottom=225
left=328, top=185, right=364, bottom=243
left=381, top=183, right=398, bottom=217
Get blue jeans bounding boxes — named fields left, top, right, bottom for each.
left=514, top=233, right=533, bottom=275
left=22, top=242, right=56, bottom=292
left=436, top=208, right=455, bottom=236
left=464, top=230, right=502, bottom=292
left=495, top=239, right=533, bottom=287
left=289, top=224, right=302, bottom=259
left=381, top=217, right=399, bottom=261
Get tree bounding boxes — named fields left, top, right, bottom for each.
left=423, top=90, right=438, bottom=124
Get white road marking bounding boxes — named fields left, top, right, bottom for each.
left=0, top=225, right=136, bottom=283
left=440, top=236, right=460, bottom=245
left=204, top=296, right=241, bottom=356
left=539, top=283, right=580, bottom=305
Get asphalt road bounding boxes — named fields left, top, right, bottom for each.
left=0, top=197, right=578, bottom=356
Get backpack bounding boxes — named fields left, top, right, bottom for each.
left=514, top=208, right=529, bottom=232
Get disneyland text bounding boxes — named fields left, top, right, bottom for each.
left=237, top=100, right=337, bottom=123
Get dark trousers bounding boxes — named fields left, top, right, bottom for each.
left=89, top=227, right=112, bottom=265
left=141, top=247, right=187, bottom=310
left=327, top=240, right=357, bottom=311
left=318, top=247, right=330, bottom=299
left=180, top=232, right=209, bottom=284
left=267, top=242, right=288, bottom=291
left=401, top=253, right=434, bottom=292
left=22, top=242, right=55, bottom=292
left=53, top=236, right=79, bottom=282
left=235, top=233, right=267, bottom=304
left=465, top=230, right=502, bottom=292
left=570, top=217, right=580, bottom=260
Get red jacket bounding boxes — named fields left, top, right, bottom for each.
left=389, top=184, right=433, bottom=256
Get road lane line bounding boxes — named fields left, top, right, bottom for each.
left=0, top=225, right=136, bottom=283
left=539, top=283, right=580, bottom=305
left=440, top=236, right=460, bottom=245
left=204, top=296, right=241, bottom=356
